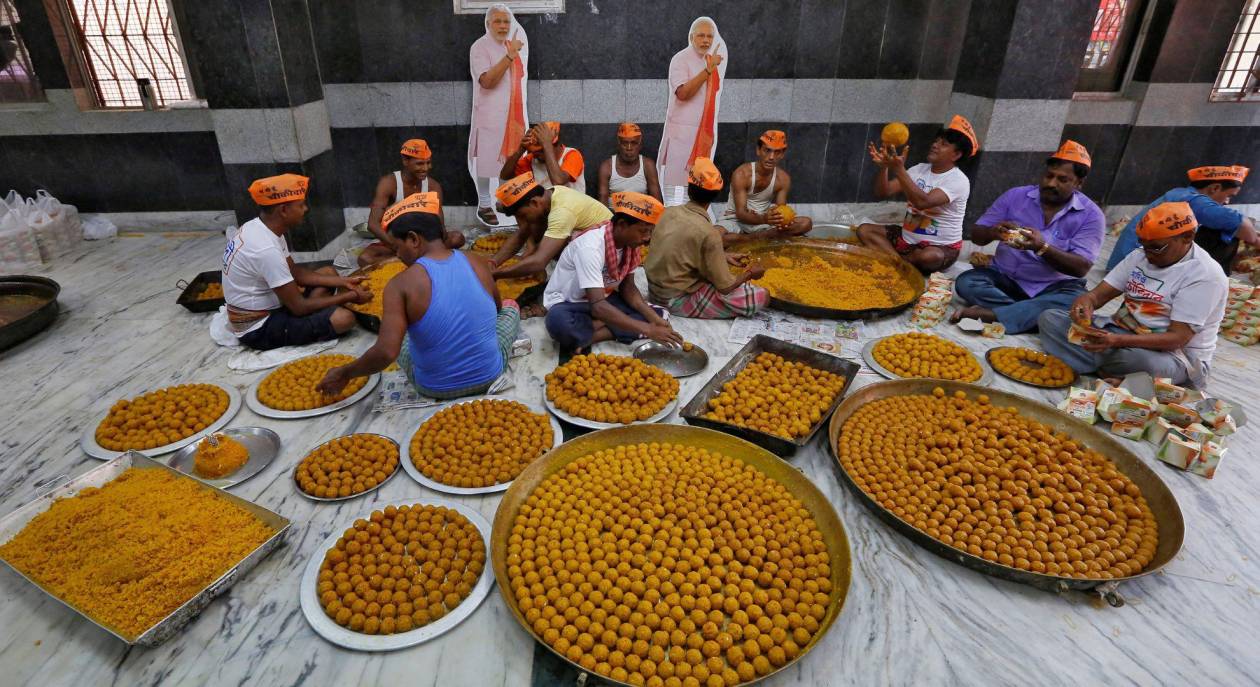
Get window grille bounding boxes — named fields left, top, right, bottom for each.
left=62, top=0, right=192, bottom=108
left=1212, top=0, right=1260, bottom=101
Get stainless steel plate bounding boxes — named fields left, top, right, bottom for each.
left=245, top=372, right=380, bottom=419
left=632, top=340, right=709, bottom=378
left=543, top=390, right=678, bottom=430
left=292, top=433, right=401, bottom=502
left=167, top=427, right=282, bottom=489
left=299, top=498, right=495, bottom=652
left=985, top=346, right=1078, bottom=389
left=401, top=397, right=565, bottom=495
left=81, top=384, right=244, bottom=461
left=860, top=337, right=994, bottom=385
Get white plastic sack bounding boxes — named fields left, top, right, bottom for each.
left=81, top=215, right=117, bottom=240
left=0, top=208, right=44, bottom=271
left=209, top=306, right=241, bottom=347
left=2, top=190, right=23, bottom=213
left=25, top=199, right=67, bottom=261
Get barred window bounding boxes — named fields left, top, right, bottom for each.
left=1078, top=0, right=1145, bottom=93
left=1211, top=0, right=1260, bottom=101
left=61, top=0, right=193, bottom=108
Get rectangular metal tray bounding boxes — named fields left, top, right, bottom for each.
left=679, top=335, right=861, bottom=456
left=0, top=452, right=291, bottom=646
left=176, top=269, right=223, bottom=313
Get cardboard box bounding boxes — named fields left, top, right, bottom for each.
left=1153, top=378, right=1189, bottom=405
left=1110, top=396, right=1155, bottom=440
left=981, top=322, right=1006, bottom=339
left=1180, top=423, right=1215, bottom=444
left=1187, top=441, right=1226, bottom=479
left=1057, top=387, right=1099, bottom=424
left=1158, top=402, right=1200, bottom=428
left=1156, top=433, right=1201, bottom=470
left=1145, top=417, right=1183, bottom=445
left=1096, top=386, right=1133, bottom=422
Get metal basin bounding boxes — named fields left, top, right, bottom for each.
left=0, top=275, right=60, bottom=350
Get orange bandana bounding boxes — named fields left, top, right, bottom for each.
left=947, top=115, right=980, bottom=155
left=611, top=192, right=664, bottom=224
left=687, top=157, right=723, bottom=190
left=1187, top=165, right=1249, bottom=184
left=1051, top=139, right=1090, bottom=168
left=248, top=174, right=309, bottom=206
left=382, top=192, right=441, bottom=230
left=759, top=130, right=787, bottom=150
left=495, top=173, right=539, bottom=206
left=527, top=121, right=561, bottom=151
left=1136, top=201, right=1198, bottom=241
left=617, top=122, right=642, bottom=139
left=400, top=139, right=431, bottom=160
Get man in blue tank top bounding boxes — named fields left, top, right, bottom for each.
left=317, top=192, right=521, bottom=399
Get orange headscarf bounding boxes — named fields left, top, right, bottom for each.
left=1050, top=140, right=1090, bottom=169
left=687, top=157, right=723, bottom=190
left=495, top=173, right=539, bottom=206
left=248, top=174, right=309, bottom=206
left=1136, top=201, right=1198, bottom=241
left=383, top=192, right=441, bottom=230
left=611, top=192, right=665, bottom=224
left=946, top=115, right=980, bottom=156
left=400, top=139, right=431, bottom=160
left=759, top=130, right=787, bottom=150
left=1187, top=165, right=1249, bottom=184
left=617, top=122, right=642, bottom=139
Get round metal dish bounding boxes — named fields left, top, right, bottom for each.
left=491, top=424, right=852, bottom=687
left=860, top=337, right=993, bottom=386
left=543, top=391, right=678, bottom=430
left=292, top=433, right=401, bottom=502
left=351, top=221, right=373, bottom=238
left=631, top=339, right=709, bottom=377
left=0, top=275, right=60, bottom=350
left=81, top=384, right=243, bottom=460
left=401, top=397, right=565, bottom=495
left=827, top=379, right=1185, bottom=600
left=167, top=426, right=281, bottom=488
left=245, top=371, right=380, bottom=419
left=299, top=498, right=495, bottom=651
left=985, top=346, right=1078, bottom=389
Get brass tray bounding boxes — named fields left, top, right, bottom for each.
left=985, top=346, right=1078, bottom=389
left=491, top=425, right=852, bottom=686
left=827, top=379, right=1185, bottom=604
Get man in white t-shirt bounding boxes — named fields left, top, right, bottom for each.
left=856, top=115, right=980, bottom=273
left=1038, top=201, right=1228, bottom=389
left=222, top=174, right=371, bottom=350
left=543, top=192, right=683, bottom=357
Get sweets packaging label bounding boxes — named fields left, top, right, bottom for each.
left=981, top=322, right=1005, bottom=339
left=1067, top=322, right=1095, bottom=345
left=1158, top=402, right=1200, bottom=427
left=1156, top=434, right=1201, bottom=470
left=1180, top=422, right=1215, bottom=444
left=1109, top=419, right=1148, bottom=440
left=1153, top=378, right=1188, bottom=405
left=1097, top=386, right=1133, bottom=422
left=1145, top=417, right=1182, bottom=445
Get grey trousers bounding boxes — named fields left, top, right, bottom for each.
left=1037, top=309, right=1196, bottom=387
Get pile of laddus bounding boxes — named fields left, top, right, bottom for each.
left=703, top=353, right=847, bottom=439
left=296, top=434, right=399, bottom=499
left=988, top=347, right=1075, bottom=386
left=94, top=383, right=230, bottom=451
left=872, top=332, right=983, bottom=382
left=257, top=354, right=366, bottom=411
left=410, top=399, right=554, bottom=488
left=545, top=354, right=679, bottom=424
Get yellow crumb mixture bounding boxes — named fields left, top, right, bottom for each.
left=0, top=468, right=276, bottom=639
left=347, top=260, right=407, bottom=318
left=193, top=433, right=250, bottom=478
left=753, top=253, right=916, bottom=310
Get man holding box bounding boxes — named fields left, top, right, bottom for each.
left=1038, top=201, right=1228, bottom=389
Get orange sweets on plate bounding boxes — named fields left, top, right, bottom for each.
left=193, top=433, right=250, bottom=478
left=409, top=399, right=554, bottom=488
left=703, top=352, right=847, bottom=439
left=836, top=388, right=1159, bottom=579
left=94, top=383, right=230, bottom=451
left=506, top=442, right=835, bottom=685
left=257, top=354, right=367, bottom=411
left=295, top=434, right=400, bottom=499
left=316, top=504, right=485, bottom=635
left=872, top=332, right=983, bottom=382
left=988, top=347, right=1075, bottom=387
left=545, top=353, right=679, bottom=424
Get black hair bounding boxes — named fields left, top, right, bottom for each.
left=687, top=183, right=720, bottom=205
left=502, top=185, right=545, bottom=216
left=386, top=211, right=444, bottom=242
left=1191, top=179, right=1242, bottom=190
left=934, top=128, right=973, bottom=160
left=1046, top=157, right=1089, bottom=180
left=611, top=212, right=643, bottom=227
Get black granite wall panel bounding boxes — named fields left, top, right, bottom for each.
left=996, top=0, right=1096, bottom=100
left=1148, top=0, right=1246, bottom=83
left=272, top=0, right=325, bottom=107
left=1109, top=125, right=1260, bottom=206
left=963, top=151, right=1050, bottom=226
left=1060, top=123, right=1133, bottom=206
left=952, top=0, right=1018, bottom=99
left=222, top=149, right=344, bottom=250
left=1129, top=0, right=1176, bottom=83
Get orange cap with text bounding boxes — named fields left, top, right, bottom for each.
left=1136, top=201, right=1198, bottom=241
left=248, top=174, right=309, bottom=206
left=400, top=139, right=432, bottom=160
left=382, top=192, right=441, bottom=230
left=611, top=192, right=665, bottom=224
left=687, top=157, right=723, bottom=191
left=946, top=115, right=980, bottom=155
left=495, top=173, right=540, bottom=206
left=759, top=130, right=788, bottom=150
left=1187, top=165, right=1249, bottom=184
left=1051, top=139, right=1091, bottom=169
left=617, top=122, right=642, bottom=139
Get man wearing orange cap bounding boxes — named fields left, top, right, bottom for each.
left=543, top=192, right=683, bottom=356
left=597, top=122, right=662, bottom=206
left=1038, top=202, right=1228, bottom=388
left=1108, top=165, right=1256, bottom=273
left=645, top=157, right=769, bottom=319
left=316, top=193, right=521, bottom=400
left=500, top=121, right=587, bottom=194
left=359, top=138, right=453, bottom=267
left=222, top=174, right=371, bottom=350
left=857, top=115, right=978, bottom=273
left=949, top=141, right=1105, bottom=334
left=718, top=130, right=813, bottom=238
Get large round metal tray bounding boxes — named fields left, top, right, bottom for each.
left=827, top=379, right=1185, bottom=601
left=985, top=346, right=1078, bottom=389
left=543, top=391, right=678, bottom=430
left=491, top=424, right=852, bottom=687
left=167, top=426, right=281, bottom=489
left=245, top=371, right=380, bottom=419
left=0, top=275, right=60, bottom=350
left=292, top=433, right=401, bottom=502
left=299, top=498, right=495, bottom=651
left=631, top=339, right=709, bottom=377
left=402, top=397, right=565, bottom=495
left=860, top=337, right=993, bottom=385
left=81, top=384, right=243, bottom=460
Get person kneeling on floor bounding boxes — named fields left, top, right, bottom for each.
left=544, top=192, right=683, bottom=356
left=317, top=192, right=521, bottom=400
left=1038, top=201, right=1227, bottom=389
left=224, top=174, right=371, bottom=351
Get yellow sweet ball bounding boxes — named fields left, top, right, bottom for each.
left=94, top=383, right=230, bottom=451
left=257, top=354, right=367, bottom=411
left=872, top=332, right=982, bottom=382
left=990, top=347, right=1074, bottom=386
left=702, top=352, right=847, bottom=440
left=881, top=122, right=909, bottom=147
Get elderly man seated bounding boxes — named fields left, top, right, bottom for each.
left=718, top=130, right=812, bottom=239
left=1038, top=202, right=1228, bottom=389
left=596, top=122, right=662, bottom=205
left=950, top=141, right=1105, bottom=334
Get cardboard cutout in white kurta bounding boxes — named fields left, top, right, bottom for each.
left=467, top=4, right=529, bottom=226
left=658, top=17, right=728, bottom=203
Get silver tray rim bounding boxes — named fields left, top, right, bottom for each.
left=984, top=346, right=1079, bottom=389
left=631, top=339, right=710, bottom=378
left=166, top=426, right=282, bottom=489
left=245, top=369, right=380, bottom=419
left=543, top=388, right=678, bottom=430
left=860, top=336, right=994, bottom=386
left=292, top=433, right=402, bottom=502
left=80, top=384, right=244, bottom=460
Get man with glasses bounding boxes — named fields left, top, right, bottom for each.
left=1037, top=202, right=1228, bottom=389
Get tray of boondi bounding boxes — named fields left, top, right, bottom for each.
left=0, top=453, right=290, bottom=645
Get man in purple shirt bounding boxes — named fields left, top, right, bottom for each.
left=950, top=140, right=1105, bottom=334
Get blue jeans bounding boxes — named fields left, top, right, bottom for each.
left=1036, top=309, right=1195, bottom=386
left=954, top=268, right=1086, bottom=335
left=545, top=293, right=647, bottom=354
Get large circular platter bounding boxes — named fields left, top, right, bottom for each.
left=81, top=384, right=243, bottom=461
left=860, top=337, right=993, bottom=385
left=299, top=498, right=495, bottom=652
left=291, top=433, right=401, bottom=502
left=543, top=390, right=678, bottom=430
left=491, top=424, right=852, bottom=687
left=167, top=426, right=281, bottom=489
left=985, top=346, right=1078, bottom=389
left=245, top=372, right=380, bottom=419
left=827, top=379, right=1185, bottom=598
left=402, top=396, right=565, bottom=495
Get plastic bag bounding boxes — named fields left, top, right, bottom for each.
left=81, top=215, right=118, bottom=240
left=0, top=208, right=45, bottom=272
left=2, top=190, right=23, bottom=212
left=25, top=199, right=68, bottom=261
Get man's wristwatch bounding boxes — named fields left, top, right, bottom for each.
left=1035, top=242, right=1050, bottom=257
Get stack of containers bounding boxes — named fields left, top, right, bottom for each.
left=909, top=272, right=953, bottom=328
left=1220, top=278, right=1260, bottom=346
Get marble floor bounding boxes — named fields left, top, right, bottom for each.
left=1, top=233, right=1258, bottom=686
